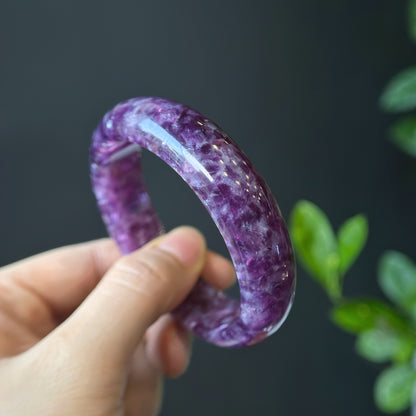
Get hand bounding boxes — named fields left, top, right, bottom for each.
left=0, top=226, right=235, bottom=416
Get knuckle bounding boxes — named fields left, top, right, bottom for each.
left=0, top=281, right=52, bottom=335
left=110, top=247, right=183, bottom=294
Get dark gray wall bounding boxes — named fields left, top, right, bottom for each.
left=1, top=1, right=415, bottom=415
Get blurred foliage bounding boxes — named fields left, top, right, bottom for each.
left=331, top=299, right=410, bottom=335
left=290, top=201, right=341, bottom=300
left=289, top=1, right=416, bottom=413
left=375, top=365, right=416, bottom=413
left=290, top=201, right=416, bottom=413
left=379, top=252, right=416, bottom=321
left=380, top=67, right=416, bottom=113
left=337, top=215, right=368, bottom=276
left=389, top=116, right=416, bottom=158
left=290, top=201, right=369, bottom=301
left=409, top=0, right=416, bottom=42
left=290, top=201, right=368, bottom=301
left=380, top=0, right=416, bottom=158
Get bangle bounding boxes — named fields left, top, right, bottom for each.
left=90, top=97, right=295, bottom=347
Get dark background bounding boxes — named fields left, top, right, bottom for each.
left=1, top=1, right=415, bottom=415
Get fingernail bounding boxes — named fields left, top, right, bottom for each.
left=158, top=226, right=206, bottom=268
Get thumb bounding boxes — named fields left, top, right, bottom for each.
left=54, top=226, right=206, bottom=365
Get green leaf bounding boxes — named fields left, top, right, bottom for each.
left=379, top=251, right=416, bottom=320
left=374, top=364, right=416, bottom=413
left=389, top=116, right=416, bottom=157
left=409, top=0, right=416, bottom=43
left=337, top=214, right=368, bottom=276
left=380, top=67, right=416, bottom=113
left=331, top=299, right=409, bottom=334
left=290, top=200, right=340, bottom=299
left=356, top=328, right=414, bottom=363
left=394, top=336, right=416, bottom=363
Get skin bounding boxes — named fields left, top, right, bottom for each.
left=0, top=226, right=236, bottom=416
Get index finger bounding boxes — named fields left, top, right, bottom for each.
left=0, top=239, right=121, bottom=319
left=0, top=238, right=236, bottom=321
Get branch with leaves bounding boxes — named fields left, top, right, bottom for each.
left=288, top=1, right=416, bottom=413
left=290, top=201, right=416, bottom=413
left=379, top=0, right=416, bottom=157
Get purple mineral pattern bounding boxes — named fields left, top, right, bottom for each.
left=90, top=97, right=295, bottom=347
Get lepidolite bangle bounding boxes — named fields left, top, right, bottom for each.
left=90, top=97, right=295, bottom=347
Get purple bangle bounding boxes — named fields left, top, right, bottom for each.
left=90, top=97, right=295, bottom=347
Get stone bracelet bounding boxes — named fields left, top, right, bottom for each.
left=90, top=97, right=295, bottom=347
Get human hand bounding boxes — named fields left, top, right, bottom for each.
left=0, top=226, right=235, bottom=416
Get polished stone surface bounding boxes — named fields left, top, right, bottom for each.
left=90, top=97, right=295, bottom=347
